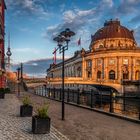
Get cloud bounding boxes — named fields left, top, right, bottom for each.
left=117, top=0, right=140, bottom=14
left=45, top=0, right=114, bottom=34
left=12, top=47, right=39, bottom=54
left=46, top=8, right=96, bottom=38
left=5, top=0, right=48, bottom=17
left=134, top=26, right=140, bottom=45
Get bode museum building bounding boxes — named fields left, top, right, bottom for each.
left=47, top=19, right=140, bottom=94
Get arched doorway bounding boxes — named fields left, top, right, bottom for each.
left=135, top=71, right=140, bottom=80
left=97, top=71, right=101, bottom=79
left=109, top=70, right=115, bottom=80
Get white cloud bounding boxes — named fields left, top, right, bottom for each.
left=12, top=47, right=39, bottom=54
left=5, top=0, right=48, bottom=17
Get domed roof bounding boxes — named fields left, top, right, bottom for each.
left=92, top=20, right=135, bottom=42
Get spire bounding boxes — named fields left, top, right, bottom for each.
left=6, top=32, right=12, bottom=71
left=6, top=32, right=12, bottom=56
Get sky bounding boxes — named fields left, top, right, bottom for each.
left=5, top=0, right=140, bottom=64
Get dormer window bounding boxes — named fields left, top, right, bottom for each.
left=98, top=44, right=104, bottom=48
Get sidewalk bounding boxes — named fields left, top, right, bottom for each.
left=24, top=91, right=140, bottom=140
left=0, top=93, right=68, bottom=140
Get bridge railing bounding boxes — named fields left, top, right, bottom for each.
left=34, top=86, right=140, bottom=121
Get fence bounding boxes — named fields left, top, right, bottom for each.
left=34, top=86, right=140, bottom=120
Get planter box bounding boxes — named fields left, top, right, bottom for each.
left=0, top=93, right=5, bottom=99
left=32, top=116, right=51, bottom=134
left=20, top=105, right=33, bottom=117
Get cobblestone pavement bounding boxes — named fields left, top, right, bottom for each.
left=0, top=94, right=68, bottom=140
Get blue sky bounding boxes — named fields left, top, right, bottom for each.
left=5, top=0, right=140, bottom=64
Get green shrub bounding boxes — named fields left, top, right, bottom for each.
left=0, top=88, right=5, bottom=94
left=22, top=96, right=31, bottom=106
left=5, top=88, right=10, bottom=93
left=37, top=103, right=49, bottom=119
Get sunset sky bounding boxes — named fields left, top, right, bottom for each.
left=5, top=0, right=140, bottom=64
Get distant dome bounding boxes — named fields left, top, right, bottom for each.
left=92, top=20, right=135, bottom=42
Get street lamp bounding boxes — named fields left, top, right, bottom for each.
left=17, top=67, right=21, bottom=96
left=53, top=28, right=75, bottom=120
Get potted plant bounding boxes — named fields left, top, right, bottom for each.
left=32, top=103, right=51, bottom=134
left=20, top=95, right=33, bottom=117
left=4, top=88, right=10, bottom=94
left=0, top=88, right=5, bottom=99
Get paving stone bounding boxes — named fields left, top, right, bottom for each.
left=0, top=94, right=68, bottom=140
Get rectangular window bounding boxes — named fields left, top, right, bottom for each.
left=136, top=60, right=140, bottom=66
left=123, top=59, right=128, bottom=65
left=86, top=60, right=92, bottom=78
left=97, top=59, right=102, bottom=66
left=109, top=59, right=115, bottom=65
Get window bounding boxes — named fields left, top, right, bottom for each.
left=97, top=71, right=101, bottom=79
left=136, top=60, right=140, bottom=66
left=97, top=59, right=102, bottom=66
left=87, top=60, right=92, bottom=67
left=109, top=70, right=115, bottom=80
left=123, top=59, right=128, bottom=65
left=109, top=59, right=115, bottom=65
left=86, top=60, right=92, bottom=78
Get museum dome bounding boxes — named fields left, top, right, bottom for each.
left=92, top=20, right=135, bottom=42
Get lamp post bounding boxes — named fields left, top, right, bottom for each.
left=20, top=63, right=23, bottom=82
left=17, top=67, right=21, bottom=96
left=53, top=28, right=75, bottom=120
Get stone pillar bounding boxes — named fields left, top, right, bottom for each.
left=82, top=57, right=86, bottom=79
left=133, top=58, right=136, bottom=80
left=104, top=57, right=108, bottom=81
left=116, top=56, right=119, bottom=80
left=102, top=57, right=104, bottom=79
left=118, top=57, right=123, bottom=83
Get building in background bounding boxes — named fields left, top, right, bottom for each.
left=0, top=0, right=6, bottom=87
left=47, top=19, right=140, bottom=94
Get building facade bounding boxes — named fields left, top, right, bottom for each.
left=47, top=20, right=140, bottom=93
left=0, top=0, right=6, bottom=88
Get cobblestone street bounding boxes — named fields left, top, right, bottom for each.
left=0, top=94, right=68, bottom=140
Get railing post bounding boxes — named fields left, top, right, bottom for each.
left=123, top=92, right=126, bottom=111
left=77, top=88, right=80, bottom=105
left=73, top=90, right=74, bottom=102
left=139, top=107, right=140, bottom=120
left=48, top=88, right=50, bottom=98
left=60, top=88, right=62, bottom=100
left=109, top=91, right=113, bottom=113
left=53, top=87, right=56, bottom=99
left=90, top=89, right=93, bottom=108
left=45, top=87, right=47, bottom=96
left=42, top=86, right=44, bottom=96
left=67, top=88, right=70, bottom=102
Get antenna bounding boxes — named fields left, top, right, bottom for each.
left=6, top=32, right=12, bottom=71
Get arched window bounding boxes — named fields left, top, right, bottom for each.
left=97, top=71, right=101, bottom=79
left=109, top=70, right=115, bottom=80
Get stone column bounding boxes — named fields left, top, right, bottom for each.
left=102, top=57, right=104, bottom=79
left=118, top=57, right=123, bottom=83
left=82, top=57, right=86, bottom=79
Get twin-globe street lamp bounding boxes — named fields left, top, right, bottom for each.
left=53, top=28, right=75, bottom=120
